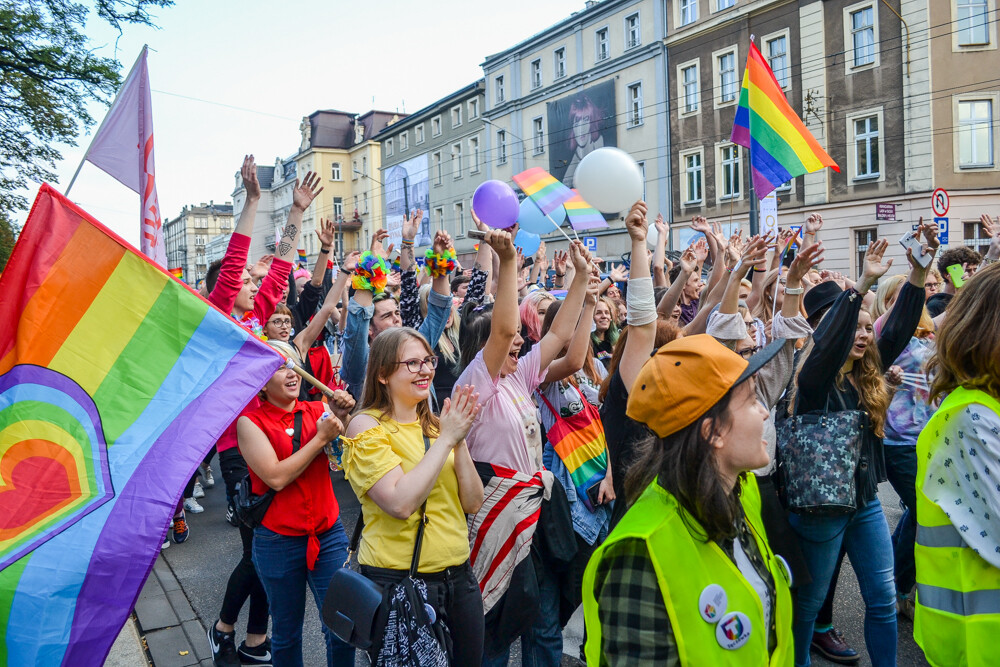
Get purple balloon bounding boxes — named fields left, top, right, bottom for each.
left=472, top=180, right=519, bottom=229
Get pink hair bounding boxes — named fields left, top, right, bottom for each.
left=519, top=291, right=555, bottom=343
left=569, top=95, right=602, bottom=152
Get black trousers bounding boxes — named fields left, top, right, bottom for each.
left=361, top=560, right=484, bottom=666
left=218, top=447, right=269, bottom=635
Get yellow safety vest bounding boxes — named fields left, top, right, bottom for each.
left=914, top=387, right=1000, bottom=667
left=582, top=475, right=793, bottom=665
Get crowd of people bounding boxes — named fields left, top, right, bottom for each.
left=175, top=157, right=1000, bottom=667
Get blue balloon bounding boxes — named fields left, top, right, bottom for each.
left=514, top=229, right=541, bottom=257
left=517, top=198, right=558, bottom=235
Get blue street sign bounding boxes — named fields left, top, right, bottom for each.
left=583, top=236, right=598, bottom=253
left=935, top=217, right=949, bottom=245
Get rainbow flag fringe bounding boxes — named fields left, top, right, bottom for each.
left=512, top=167, right=574, bottom=216
left=0, top=185, right=281, bottom=665
left=730, top=41, right=839, bottom=198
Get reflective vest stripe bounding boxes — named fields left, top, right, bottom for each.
left=916, top=524, right=967, bottom=549
left=916, top=584, right=1000, bottom=616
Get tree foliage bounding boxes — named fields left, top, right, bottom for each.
left=0, top=0, right=173, bottom=218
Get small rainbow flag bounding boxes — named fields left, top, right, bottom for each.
left=731, top=41, right=838, bottom=198
left=512, top=167, right=574, bottom=216
left=563, top=190, right=608, bottom=231
left=0, top=185, right=281, bottom=664
left=168, top=266, right=183, bottom=280
left=297, top=248, right=307, bottom=267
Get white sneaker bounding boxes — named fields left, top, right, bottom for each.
left=201, top=465, right=215, bottom=489
left=193, top=481, right=205, bottom=499
left=161, top=540, right=170, bottom=550
left=183, top=497, right=205, bottom=514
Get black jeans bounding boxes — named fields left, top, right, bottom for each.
left=218, top=447, right=269, bottom=635
left=883, top=444, right=918, bottom=595
left=361, top=561, right=484, bottom=666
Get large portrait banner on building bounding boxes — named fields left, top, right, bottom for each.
left=547, top=80, right=617, bottom=188
left=385, top=154, right=431, bottom=248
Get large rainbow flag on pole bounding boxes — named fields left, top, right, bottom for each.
left=0, top=185, right=282, bottom=664
left=730, top=41, right=838, bottom=198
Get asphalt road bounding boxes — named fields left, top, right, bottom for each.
left=162, top=460, right=927, bottom=666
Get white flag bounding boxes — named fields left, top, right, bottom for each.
left=84, top=47, right=166, bottom=266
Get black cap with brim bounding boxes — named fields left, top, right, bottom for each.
left=735, top=338, right=786, bottom=387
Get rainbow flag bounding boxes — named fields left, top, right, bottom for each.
left=512, top=167, right=574, bottom=216
left=0, top=185, right=281, bottom=664
left=297, top=248, right=307, bottom=267
left=168, top=266, right=183, bottom=280
left=563, top=190, right=608, bottom=231
left=730, top=41, right=839, bottom=198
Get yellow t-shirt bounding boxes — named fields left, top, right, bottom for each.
left=341, top=412, right=471, bottom=572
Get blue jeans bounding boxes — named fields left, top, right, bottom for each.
left=482, top=554, right=562, bottom=667
left=883, top=444, right=918, bottom=596
left=252, top=522, right=354, bottom=667
left=788, top=499, right=896, bottom=667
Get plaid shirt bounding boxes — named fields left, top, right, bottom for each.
left=592, top=512, right=776, bottom=666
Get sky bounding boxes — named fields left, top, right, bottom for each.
left=22, top=0, right=586, bottom=245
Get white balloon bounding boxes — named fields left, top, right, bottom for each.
left=573, top=147, right=643, bottom=214
left=646, top=222, right=660, bottom=249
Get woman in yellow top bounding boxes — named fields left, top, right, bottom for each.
left=341, top=327, right=485, bottom=664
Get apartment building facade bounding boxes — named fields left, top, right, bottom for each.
left=163, top=201, right=234, bottom=286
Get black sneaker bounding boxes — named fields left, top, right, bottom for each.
left=207, top=622, right=240, bottom=667
left=237, top=637, right=272, bottom=666
left=225, top=502, right=241, bottom=528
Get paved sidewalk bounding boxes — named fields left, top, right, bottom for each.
left=104, top=616, right=149, bottom=667
left=133, top=553, right=212, bottom=667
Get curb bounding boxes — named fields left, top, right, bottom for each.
left=134, top=553, right=214, bottom=667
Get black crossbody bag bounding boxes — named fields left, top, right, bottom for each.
left=323, top=434, right=442, bottom=658
left=234, top=412, right=303, bottom=529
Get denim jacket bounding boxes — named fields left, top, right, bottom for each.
left=340, top=288, right=452, bottom=398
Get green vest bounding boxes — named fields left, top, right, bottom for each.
left=582, top=475, right=793, bottom=666
left=914, top=387, right=1000, bottom=667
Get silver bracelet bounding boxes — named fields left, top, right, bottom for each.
left=783, top=286, right=804, bottom=295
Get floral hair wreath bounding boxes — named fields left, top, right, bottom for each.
left=424, top=247, right=457, bottom=278
left=352, top=251, right=389, bottom=293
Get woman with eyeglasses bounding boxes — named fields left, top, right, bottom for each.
left=341, top=327, right=485, bottom=665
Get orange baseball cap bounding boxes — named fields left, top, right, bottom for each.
left=626, top=334, right=784, bottom=438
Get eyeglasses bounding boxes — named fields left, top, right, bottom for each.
left=925, top=282, right=940, bottom=289
left=268, top=318, right=292, bottom=328
left=739, top=346, right=761, bottom=359
left=395, top=356, right=439, bottom=374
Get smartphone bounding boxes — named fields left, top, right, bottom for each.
left=586, top=480, right=603, bottom=507
left=898, top=231, right=932, bottom=268
left=946, top=263, right=966, bottom=289
left=467, top=229, right=487, bottom=240
left=522, top=257, right=534, bottom=268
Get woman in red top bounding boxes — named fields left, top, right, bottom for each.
left=238, top=340, right=356, bottom=667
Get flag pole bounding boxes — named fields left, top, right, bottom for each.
left=65, top=45, right=148, bottom=197
left=545, top=213, right=578, bottom=245
left=747, top=35, right=760, bottom=237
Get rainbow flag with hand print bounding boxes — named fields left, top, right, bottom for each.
left=0, top=185, right=282, bottom=665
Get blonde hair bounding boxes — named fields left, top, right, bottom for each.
left=928, top=263, right=1000, bottom=404
left=356, top=327, right=441, bottom=438
left=871, top=274, right=935, bottom=339
left=419, top=284, right=461, bottom=366
left=751, top=269, right=780, bottom=323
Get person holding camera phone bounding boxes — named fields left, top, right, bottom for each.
left=237, top=340, right=357, bottom=667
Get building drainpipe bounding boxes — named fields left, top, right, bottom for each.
left=881, top=0, right=911, bottom=78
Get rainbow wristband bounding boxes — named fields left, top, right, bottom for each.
left=424, top=248, right=457, bottom=278
left=352, top=251, right=389, bottom=293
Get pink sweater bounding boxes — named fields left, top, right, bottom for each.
left=209, top=232, right=292, bottom=452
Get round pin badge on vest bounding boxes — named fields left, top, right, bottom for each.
left=698, top=584, right=728, bottom=623
left=715, top=611, right=752, bottom=650
left=424, top=602, right=437, bottom=624
left=775, top=554, right=793, bottom=586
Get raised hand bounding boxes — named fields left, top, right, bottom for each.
left=679, top=247, right=698, bottom=274
left=241, top=155, right=260, bottom=201
left=341, top=250, right=361, bottom=273
left=710, top=221, right=728, bottom=250
left=908, top=218, right=939, bottom=271
left=515, top=246, right=525, bottom=271
left=777, top=227, right=796, bottom=249
left=787, top=241, right=825, bottom=284
left=625, top=201, right=648, bottom=243
left=585, top=271, right=601, bottom=304
left=249, top=254, right=273, bottom=280
left=471, top=208, right=490, bottom=233
left=439, top=385, right=481, bottom=445
left=738, top=235, right=769, bottom=275
left=859, top=238, right=893, bottom=292
left=433, top=229, right=453, bottom=254
left=316, top=218, right=336, bottom=248
left=569, top=240, right=592, bottom=273
left=654, top=213, right=668, bottom=236
left=370, top=229, right=390, bottom=257
left=291, top=171, right=323, bottom=212
left=981, top=213, right=999, bottom=239
left=805, top=213, right=824, bottom=236
left=609, top=263, right=628, bottom=283
left=691, top=238, right=709, bottom=264
left=552, top=250, right=569, bottom=276
left=403, top=209, right=423, bottom=242
left=690, top=215, right=710, bottom=235
left=486, top=228, right=516, bottom=262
